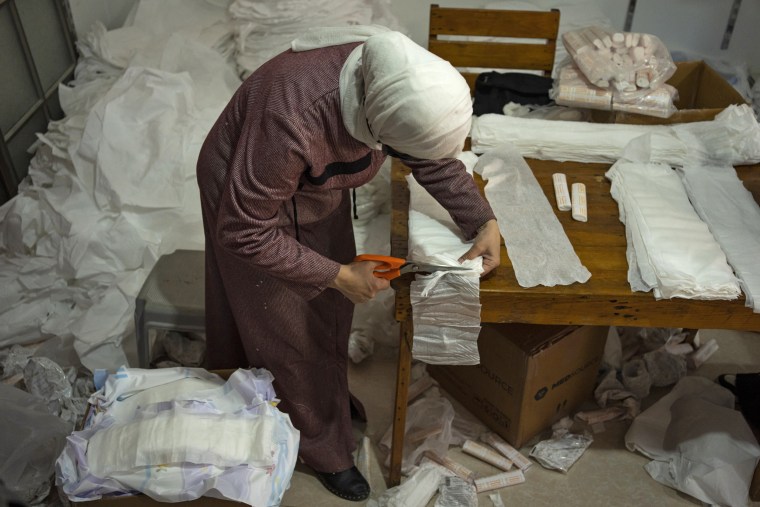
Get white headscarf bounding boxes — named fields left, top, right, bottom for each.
left=292, top=27, right=472, bottom=160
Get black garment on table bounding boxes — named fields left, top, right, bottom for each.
left=472, top=71, right=554, bottom=116
left=718, top=372, right=760, bottom=429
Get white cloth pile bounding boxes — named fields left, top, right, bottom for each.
left=606, top=160, right=740, bottom=300
left=470, top=104, right=760, bottom=167
left=57, top=367, right=299, bottom=506
left=229, top=0, right=402, bottom=77
left=625, top=376, right=760, bottom=507
left=678, top=165, right=760, bottom=312
left=93, top=0, right=236, bottom=67
left=0, top=2, right=240, bottom=371
left=406, top=155, right=483, bottom=366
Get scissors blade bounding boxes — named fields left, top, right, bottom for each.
left=403, top=262, right=473, bottom=275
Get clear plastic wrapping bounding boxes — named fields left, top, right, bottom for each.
left=529, top=431, right=593, bottom=473
left=561, top=26, right=676, bottom=100
left=554, top=25, right=679, bottom=118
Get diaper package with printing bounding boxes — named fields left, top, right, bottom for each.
left=56, top=367, right=299, bottom=506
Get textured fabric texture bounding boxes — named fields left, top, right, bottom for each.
left=196, top=43, right=494, bottom=472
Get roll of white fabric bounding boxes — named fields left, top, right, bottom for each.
left=471, top=104, right=760, bottom=168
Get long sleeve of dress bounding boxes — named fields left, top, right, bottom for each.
left=406, top=157, right=496, bottom=240
left=214, top=107, right=341, bottom=297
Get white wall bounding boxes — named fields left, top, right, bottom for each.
left=67, top=0, right=759, bottom=72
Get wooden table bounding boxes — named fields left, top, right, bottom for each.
left=387, top=157, right=760, bottom=486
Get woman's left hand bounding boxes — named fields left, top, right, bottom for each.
left=459, top=219, right=501, bottom=277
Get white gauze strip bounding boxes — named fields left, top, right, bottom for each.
left=678, top=165, right=760, bottom=312
left=473, top=144, right=591, bottom=287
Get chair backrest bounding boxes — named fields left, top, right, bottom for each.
left=428, top=4, right=560, bottom=93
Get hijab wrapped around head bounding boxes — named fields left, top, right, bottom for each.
left=292, top=26, right=472, bottom=160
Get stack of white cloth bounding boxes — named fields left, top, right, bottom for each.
left=678, top=165, right=760, bottom=312
left=471, top=104, right=760, bottom=168
left=229, top=0, right=402, bottom=77
left=56, top=367, right=299, bottom=506
left=406, top=154, right=483, bottom=366
left=606, top=160, right=740, bottom=300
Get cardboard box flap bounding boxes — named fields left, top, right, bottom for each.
left=669, top=61, right=746, bottom=110
left=486, top=323, right=580, bottom=355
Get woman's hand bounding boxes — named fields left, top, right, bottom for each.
left=329, top=260, right=391, bottom=304
left=459, top=219, right=501, bottom=277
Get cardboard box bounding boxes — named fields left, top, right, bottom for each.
left=591, top=60, right=747, bottom=125
left=429, top=324, right=608, bottom=448
left=73, top=369, right=246, bottom=506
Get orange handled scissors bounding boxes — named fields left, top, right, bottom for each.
left=354, top=254, right=470, bottom=280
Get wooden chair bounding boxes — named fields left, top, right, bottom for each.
left=428, top=4, right=561, bottom=93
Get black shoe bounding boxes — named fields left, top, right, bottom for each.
left=315, top=466, right=370, bottom=502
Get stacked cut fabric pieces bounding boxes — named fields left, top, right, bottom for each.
left=405, top=155, right=483, bottom=366
left=606, top=161, right=740, bottom=300
left=678, top=165, right=760, bottom=312
left=470, top=104, right=760, bottom=168
left=56, top=367, right=299, bottom=506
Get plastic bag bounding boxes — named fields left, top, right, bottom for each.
left=380, top=396, right=455, bottom=474
left=0, top=384, right=71, bottom=504
left=561, top=26, right=676, bottom=100
left=434, top=476, right=478, bottom=507
left=529, top=431, right=593, bottom=473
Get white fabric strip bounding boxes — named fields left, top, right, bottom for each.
left=606, top=161, right=740, bottom=300
left=473, top=144, right=591, bottom=287
left=678, top=165, right=760, bottom=312
left=471, top=104, right=760, bottom=167
left=406, top=162, right=483, bottom=365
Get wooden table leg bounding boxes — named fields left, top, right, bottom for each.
left=388, top=316, right=413, bottom=486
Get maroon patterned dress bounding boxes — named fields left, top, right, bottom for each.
left=196, top=42, right=495, bottom=472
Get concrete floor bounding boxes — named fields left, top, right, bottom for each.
left=279, top=329, right=760, bottom=507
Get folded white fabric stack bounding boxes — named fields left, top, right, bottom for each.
left=606, top=161, right=740, bottom=300
left=57, top=367, right=299, bottom=506
left=229, top=0, right=402, bottom=77
left=470, top=104, right=760, bottom=168
left=678, top=165, right=760, bottom=312
left=406, top=164, right=483, bottom=366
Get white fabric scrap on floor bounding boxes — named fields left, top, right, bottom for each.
left=474, top=143, right=591, bottom=287
left=0, top=11, right=240, bottom=371
left=57, top=367, right=299, bottom=506
left=678, top=165, right=760, bottom=312
left=625, top=376, right=760, bottom=507
left=470, top=104, right=760, bottom=167
left=606, top=161, right=740, bottom=300
left=405, top=159, right=483, bottom=365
